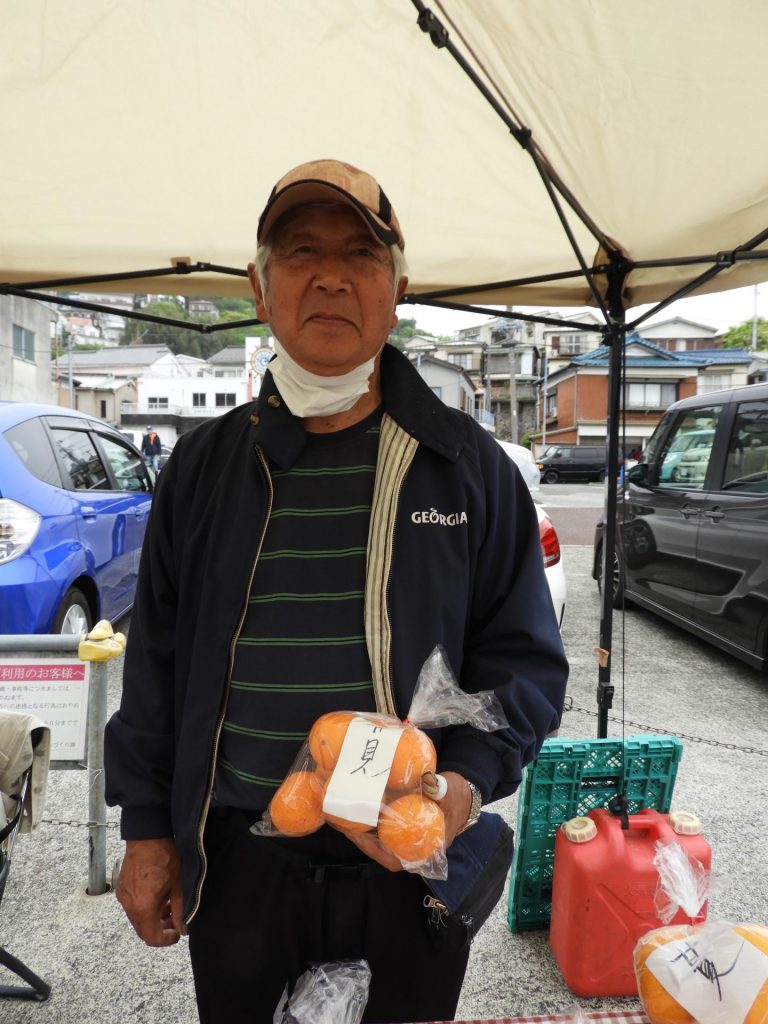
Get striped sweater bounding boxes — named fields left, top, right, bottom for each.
left=213, top=407, right=382, bottom=810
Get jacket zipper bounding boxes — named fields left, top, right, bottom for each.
left=380, top=438, right=414, bottom=718
left=185, top=446, right=274, bottom=925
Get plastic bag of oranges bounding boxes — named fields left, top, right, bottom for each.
left=251, top=645, right=509, bottom=880
left=634, top=838, right=768, bottom=1023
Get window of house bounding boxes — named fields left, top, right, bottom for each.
left=12, top=324, right=35, bottom=361
left=192, top=393, right=206, bottom=407
left=560, top=333, right=587, bottom=355
left=697, top=373, right=732, bottom=395
left=546, top=394, right=557, bottom=417
left=622, top=382, right=677, bottom=409
left=215, top=393, right=236, bottom=408
left=100, top=400, right=107, bottom=419
left=148, top=397, right=169, bottom=409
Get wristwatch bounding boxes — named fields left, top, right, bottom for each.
left=458, top=780, right=482, bottom=834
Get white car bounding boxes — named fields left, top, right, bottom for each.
left=536, top=503, right=566, bottom=628
left=496, top=439, right=541, bottom=491
left=495, top=438, right=565, bottom=627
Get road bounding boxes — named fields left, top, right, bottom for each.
left=534, top=481, right=605, bottom=545
left=3, top=489, right=767, bottom=1024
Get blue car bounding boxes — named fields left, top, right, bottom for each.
left=0, top=403, right=154, bottom=634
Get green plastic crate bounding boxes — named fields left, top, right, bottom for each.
left=506, top=734, right=683, bottom=933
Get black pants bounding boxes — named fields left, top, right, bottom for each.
left=188, top=808, right=470, bottom=1024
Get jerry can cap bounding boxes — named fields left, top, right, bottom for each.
left=562, top=816, right=598, bottom=843
left=670, top=810, right=703, bottom=835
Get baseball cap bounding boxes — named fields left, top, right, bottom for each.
left=257, top=159, right=404, bottom=251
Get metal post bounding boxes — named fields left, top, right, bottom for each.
left=86, top=659, right=108, bottom=895
left=541, top=351, right=548, bottom=452
left=508, top=346, right=518, bottom=444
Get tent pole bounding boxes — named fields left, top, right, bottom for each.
left=596, top=254, right=629, bottom=738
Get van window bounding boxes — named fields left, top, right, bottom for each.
left=722, top=401, right=768, bottom=493
left=658, top=407, right=721, bottom=489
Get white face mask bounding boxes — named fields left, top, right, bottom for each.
left=268, top=340, right=378, bottom=418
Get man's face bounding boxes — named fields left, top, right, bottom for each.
left=248, top=205, right=407, bottom=376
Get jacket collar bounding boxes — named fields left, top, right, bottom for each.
left=250, top=344, right=464, bottom=468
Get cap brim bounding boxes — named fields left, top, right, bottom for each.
left=258, top=180, right=402, bottom=249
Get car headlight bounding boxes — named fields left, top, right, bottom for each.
left=0, top=499, right=42, bottom=564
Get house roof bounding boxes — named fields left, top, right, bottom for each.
left=207, top=345, right=245, bottom=364
left=571, top=334, right=754, bottom=368
left=61, top=345, right=172, bottom=367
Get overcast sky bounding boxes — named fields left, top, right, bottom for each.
left=402, top=283, right=764, bottom=339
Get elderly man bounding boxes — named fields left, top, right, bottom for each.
left=105, top=159, right=568, bottom=1023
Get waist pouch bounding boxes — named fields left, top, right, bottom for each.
left=423, top=810, right=515, bottom=951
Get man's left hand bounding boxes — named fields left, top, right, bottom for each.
left=337, top=770, right=473, bottom=872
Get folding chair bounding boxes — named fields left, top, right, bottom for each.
left=0, top=748, right=51, bottom=1001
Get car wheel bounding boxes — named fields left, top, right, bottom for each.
left=598, top=469, right=607, bottom=482
left=52, top=587, right=93, bottom=636
left=543, top=469, right=560, bottom=484
left=596, top=543, right=625, bottom=609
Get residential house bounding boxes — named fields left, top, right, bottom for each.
left=411, top=355, right=478, bottom=420
left=634, top=316, right=720, bottom=352
left=0, top=295, right=56, bottom=404
left=533, top=334, right=755, bottom=453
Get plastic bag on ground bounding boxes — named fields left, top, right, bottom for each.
left=634, top=838, right=768, bottom=1023
left=272, top=959, right=371, bottom=1024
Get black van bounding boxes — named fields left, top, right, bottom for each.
left=593, top=381, right=768, bottom=670
left=537, top=444, right=607, bottom=483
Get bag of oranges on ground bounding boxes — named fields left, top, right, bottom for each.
left=250, top=645, right=508, bottom=880
left=634, top=837, right=768, bottom=1023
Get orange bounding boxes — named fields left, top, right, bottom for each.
left=324, top=811, right=374, bottom=834
left=635, top=925, right=695, bottom=1024
left=377, top=793, right=445, bottom=863
left=386, top=726, right=437, bottom=790
left=308, top=711, right=354, bottom=773
left=738, top=924, right=768, bottom=1024
left=269, top=770, right=326, bottom=837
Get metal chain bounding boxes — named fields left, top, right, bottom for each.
left=563, top=698, right=768, bottom=757
left=40, top=818, right=120, bottom=829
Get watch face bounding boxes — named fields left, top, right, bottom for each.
left=251, top=348, right=273, bottom=375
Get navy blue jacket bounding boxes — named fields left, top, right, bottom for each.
left=104, top=344, right=568, bottom=921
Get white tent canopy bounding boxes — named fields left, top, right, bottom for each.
left=3, top=0, right=768, bottom=316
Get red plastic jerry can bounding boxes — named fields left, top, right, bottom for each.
left=549, top=807, right=711, bottom=997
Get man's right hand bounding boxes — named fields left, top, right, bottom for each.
left=115, top=838, right=186, bottom=947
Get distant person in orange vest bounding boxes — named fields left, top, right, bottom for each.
left=141, top=426, right=162, bottom=471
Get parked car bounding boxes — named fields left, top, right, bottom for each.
left=496, top=438, right=565, bottom=625
left=537, top=503, right=566, bottom=628
left=538, top=444, right=607, bottom=484
left=592, top=382, right=768, bottom=670
left=0, top=403, right=154, bottom=635
left=496, top=439, right=541, bottom=491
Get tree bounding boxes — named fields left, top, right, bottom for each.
left=720, top=317, right=768, bottom=350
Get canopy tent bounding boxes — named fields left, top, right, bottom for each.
left=3, top=0, right=768, bottom=724
left=2, top=0, right=768, bottom=312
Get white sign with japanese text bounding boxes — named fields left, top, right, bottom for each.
left=0, top=660, right=90, bottom=760
left=323, top=717, right=403, bottom=827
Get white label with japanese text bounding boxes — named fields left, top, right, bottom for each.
left=646, top=922, right=768, bottom=1024
left=323, top=717, right=403, bottom=827
left=0, top=660, right=90, bottom=760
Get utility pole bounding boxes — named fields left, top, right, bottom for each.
left=508, top=344, right=518, bottom=444
left=68, top=333, right=74, bottom=409
left=751, top=284, right=759, bottom=350
left=541, top=350, right=548, bottom=454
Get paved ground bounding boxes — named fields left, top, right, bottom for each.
left=1, top=542, right=767, bottom=1023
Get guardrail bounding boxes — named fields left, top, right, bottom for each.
left=0, top=624, right=125, bottom=896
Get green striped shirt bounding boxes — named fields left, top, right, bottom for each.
left=213, top=407, right=382, bottom=810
